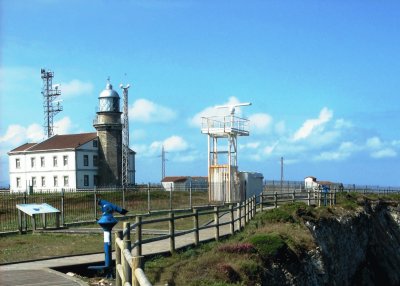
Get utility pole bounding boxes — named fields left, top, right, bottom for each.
left=280, top=157, right=284, bottom=193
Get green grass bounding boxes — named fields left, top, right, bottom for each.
left=0, top=190, right=209, bottom=232
left=0, top=232, right=105, bottom=264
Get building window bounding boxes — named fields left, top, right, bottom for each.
left=84, top=155, right=89, bottom=166
left=40, top=157, right=45, bottom=167
left=31, top=158, right=35, bottom=168
left=94, top=175, right=98, bottom=186
left=63, top=155, right=68, bottom=166
left=54, top=176, right=58, bottom=187
left=64, top=176, right=69, bottom=187
left=84, top=175, right=89, bottom=186
left=16, top=158, right=20, bottom=169
left=16, top=177, right=21, bottom=188
left=93, top=155, right=98, bottom=166
left=53, top=156, right=58, bottom=167
left=41, top=176, right=46, bottom=187
left=32, top=177, right=36, bottom=187
left=93, top=140, right=98, bottom=148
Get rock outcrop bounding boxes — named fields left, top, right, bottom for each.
left=266, top=202, right=400, bottom=285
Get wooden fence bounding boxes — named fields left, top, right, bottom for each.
left=114, top=189, right=337, bottom=285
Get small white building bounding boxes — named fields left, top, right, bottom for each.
left=304, top=176, right=318, bottom=189
left=161, top=176, right=208, bottom=191
left=304, top=176, right=339, bottom=190
left=8, top=132, right=135, bottom=192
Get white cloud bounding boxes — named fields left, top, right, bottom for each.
left=263, top=141, right=279, bottom=156
left=188, top=96, right=246, bottom=128
left=392, top=140, right=400, bottom=147
left=0, top=123, right=44, bottom=145
left=274, top=121, right=286, bottom=135
left=314, top=141, right=358, bottom=161
left=163, top=136, right=189, bottom=152
left=366, top=137, right=382, bottom=149
left=370, top=148, right=397, bottom=159
left=61, top=80, right=94, bottom=98
left=239, top=142, right=261, bottom=150
left=248, top=113, right=273, bottom=134
left=133, top=135, right=189, bottom=157
left=292, top=107, right=333, bottom=141
left=334, top=118, right=352, bottom=129
left=54, top=116, right=73, bottom=135
left=129, top=99, right=176, bottom=123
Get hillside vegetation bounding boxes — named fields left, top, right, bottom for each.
left=145, top=193, right=400, bottom=286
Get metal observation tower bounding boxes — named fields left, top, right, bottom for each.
left=201, top=103, right=251, bottom=203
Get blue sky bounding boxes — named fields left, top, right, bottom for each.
left=1, top=0, right=399, bottom=187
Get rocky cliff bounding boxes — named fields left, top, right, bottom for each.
left=267, top=201, right=400, bottom=285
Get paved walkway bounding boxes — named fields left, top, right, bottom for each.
left=0, top=211, right=244, bottom=285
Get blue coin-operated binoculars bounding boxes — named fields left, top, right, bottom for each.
left=89, top=199, right=128, bottom=274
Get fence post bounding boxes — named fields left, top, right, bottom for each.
left=94, top=186, right=97, bottom=220
left=115, top=230, right=123, bottom=286
left=122, top=187, right=126, bottom=209
left=292, top=190, right=295, bottom=203
left=214, top=206, right=220, bottom=241
left=334, top=189, right=337, bottom=205
left=169, top=212, right=175, bottom=253
left=61, top=188, right=65, bottom=226
left=252, top=196, right=256, bottom=218
left=260, top=194, right=263, bottom=212
left=274, top=192, right=278, bottom=208
left=132, top=256, right=143, bottom=286
left=229, top=204, right=234, bottom=234
left=123, top=222, right=132, bottom=285
left=318, top=187, right=321, bottom=207
left=169, top=187, right=173, bottom=210
left=307, top=190, right=311, bottom=206
left=147, top=183, right=151, bottom=212
left=135, top=216, right=142, bottom=256
left=189, top=181, right=193, bottom=209
left=244, top=199, right=248, bottom=224
left=237, top=202, right=242, bottom=230
left=193, top=208, right=199, bottom=246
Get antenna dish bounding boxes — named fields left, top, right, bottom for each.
left=215, top=102, right=252, bottom=115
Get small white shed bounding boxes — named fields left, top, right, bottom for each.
left=304, top=176, right=318, bottom=189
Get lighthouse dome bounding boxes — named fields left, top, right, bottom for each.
left=98, top=81, right=120, bottom=112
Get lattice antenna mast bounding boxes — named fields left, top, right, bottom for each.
left=120, top=84, right=131, bottom=187
left=160, top=145, right=168, bottom=180
left=41, top=69, right=63, bottom=138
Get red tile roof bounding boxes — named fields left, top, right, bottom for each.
left=9, top=143, right=37, bottom=152
left=10, top=133, right=98, bottom=152
left=161, top=176, right=189, bottom=183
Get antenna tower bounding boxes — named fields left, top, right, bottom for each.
left=120, top=84, right=130, bottom=187
left=160, top=145, right=168, bottom=180
left=201, top=102, right=251, bottom=203
left=41, top=69, right=63, bottom=138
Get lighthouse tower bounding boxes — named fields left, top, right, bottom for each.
left=93, top=80, right=123, bottom=186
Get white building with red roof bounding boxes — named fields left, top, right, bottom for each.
left=8, top=81, right=136, bottom=192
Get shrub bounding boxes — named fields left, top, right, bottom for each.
left=217, top=243, right=255, bottom=254
left=239, top=260, right=262, bottom=281
left=215, top=263, right=241, bottom=283
left=260, top=208, right=294, bottom=223
left=248, top=233, right=286, bottom=259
